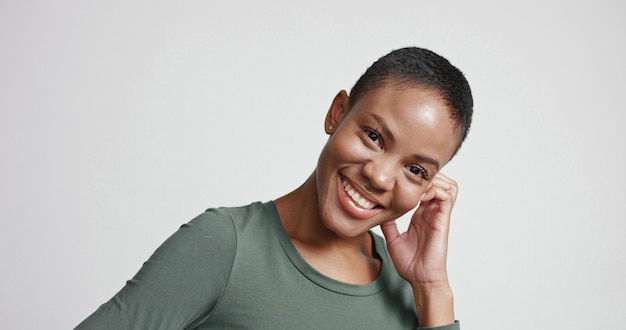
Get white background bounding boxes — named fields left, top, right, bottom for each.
left=1, top=1, right=625, bottom=329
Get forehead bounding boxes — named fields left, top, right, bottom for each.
left=350, top=83, right=448, bottom=118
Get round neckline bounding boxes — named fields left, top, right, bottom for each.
left=266, top=201, right=390, bottom=296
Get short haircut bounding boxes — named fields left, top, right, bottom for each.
left=349, top=47, right=473, bottom=155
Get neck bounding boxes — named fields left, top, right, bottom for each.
left=275, top=171, right=373, bottom=253
left=275, top=171, right=382, bottom=284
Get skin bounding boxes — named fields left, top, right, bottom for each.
left=275, top=83, right=461, bottom=327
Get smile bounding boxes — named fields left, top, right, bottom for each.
left=341, top=177, right=377, bottom=210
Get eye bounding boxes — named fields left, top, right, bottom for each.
left=408, top=164, right=429, bottom=180
left=363, top=127, right=383, bottom=148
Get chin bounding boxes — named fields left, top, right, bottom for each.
left=320, top=209, right=380, bottom=238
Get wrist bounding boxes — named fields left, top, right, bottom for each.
left=412, top=283, right=455, bottom=327
left=412, top=278, right=451, bottom=292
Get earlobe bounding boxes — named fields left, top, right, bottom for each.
left=324, top=90, right=350, bottom=135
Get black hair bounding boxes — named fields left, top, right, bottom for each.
left=348, top=47, right=473, bottom=155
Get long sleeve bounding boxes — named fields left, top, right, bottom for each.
left=75, top=209, right=237, bottom=329
left=417, top=320, right=460, bottom=330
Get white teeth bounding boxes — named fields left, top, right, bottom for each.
left=341, top=177, right=376, bottom=210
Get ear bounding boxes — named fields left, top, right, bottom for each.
left=324, top=90, right=350, bottom=135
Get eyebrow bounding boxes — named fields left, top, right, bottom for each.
left=412, top=154, right=441, bottom=172
left=370, top=113, right=395, bottom=142
left=369, top=113, right=441, bottom=171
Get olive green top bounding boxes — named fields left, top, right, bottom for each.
left=76, top=201, right=460, bottom=329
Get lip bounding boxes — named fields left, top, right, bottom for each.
left=337, top=175, right=383, bottom=219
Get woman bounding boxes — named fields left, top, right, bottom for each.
left=77, top=47, right=473, bottom=329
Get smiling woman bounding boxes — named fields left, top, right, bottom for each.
left=76, top=47, right=473, bottom=329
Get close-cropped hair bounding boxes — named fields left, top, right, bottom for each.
left=348, top=47, right=473, bottom=154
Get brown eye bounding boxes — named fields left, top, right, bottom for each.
left=367, top=130, right=379, bottom=142
left=409, top=165, right=428, bottom=179
left=363, top=127, right=383, bottom=147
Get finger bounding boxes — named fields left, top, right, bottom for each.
left=433, top=172, right=453, bottom=182
left=427, top=190, right=455, bottom=222
left=380, top=220, right=401, bottom=242
left=431, top=173, right=456, bottom=191
left=429, top=173, right=458, bottom=203
left=420, top=184, right=455, bottom=207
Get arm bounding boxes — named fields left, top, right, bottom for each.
left=381, top=173, right=459, bottom=328
left=75, top=210, right=237, bottom=329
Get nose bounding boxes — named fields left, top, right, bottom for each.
left=361, top=156, right=396, bottom=191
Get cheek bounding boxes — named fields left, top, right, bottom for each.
left=326, top=131, right=367, bottom=163
left=392, top=183, right=426, bottom=214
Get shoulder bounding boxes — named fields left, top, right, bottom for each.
left=197, top=201, right=279, bottom=234
left=183, top=201, right=269, bottom=234
left=74, top=203, right=274, bottom=329
left=198, top=201, right=271, bottom=224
